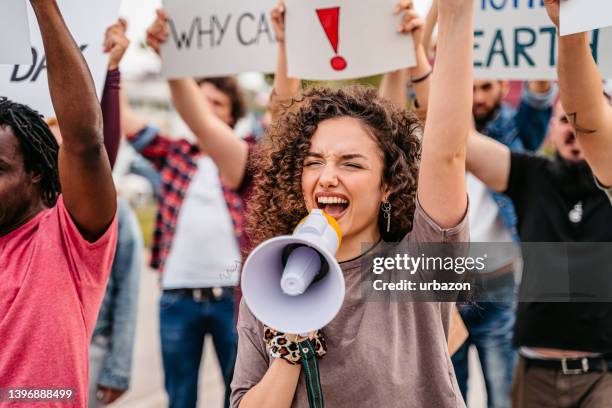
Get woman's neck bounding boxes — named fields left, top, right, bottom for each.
left=336, top=228, right=381, bottom=262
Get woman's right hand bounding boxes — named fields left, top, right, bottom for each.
left=146, top=9, right=170, bottom=55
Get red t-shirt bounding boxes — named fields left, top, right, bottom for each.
left=0, top=196, right=117, bottom=407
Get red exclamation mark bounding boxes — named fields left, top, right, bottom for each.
left=316, top=7, right=347, bottom=71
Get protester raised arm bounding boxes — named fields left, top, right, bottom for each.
left=102, top=18, right=130, bottom=169
left=466, top=131, right=511, bottom=193
left=31, top=0, right=116, bottom=241
left=423, top=0, right=438, bottom=59
left=544, top=0, right=612, bottom=186
left=268, top=1, right=301, bottom=122
left=146, top=9, right=248, bottom=189
left=379, top=1, right=432, bottom=112
left=418, top=0, right=473, bottom=228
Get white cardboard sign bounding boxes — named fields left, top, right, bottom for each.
left=0, top=0, right=121, bottom=117
left=285, top=0, right=416, bottom=81
left=0, top=0, right=32, bottom=65
left=474, top=0, right=612, bottom=80
left=560, top=0, right=612, bottom=36
left=161, top=0, right=278, bottom=78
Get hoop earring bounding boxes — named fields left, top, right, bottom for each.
left=382, top=202, right=392, bottom=233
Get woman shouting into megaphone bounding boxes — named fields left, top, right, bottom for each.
left=232, top=0, right=474, bottom=407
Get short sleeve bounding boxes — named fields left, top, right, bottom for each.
left=230, top=299, right=271, bottom=408
left=409, top=197, right=469, bottom=243
left=56, top=195, right=118, bottom=287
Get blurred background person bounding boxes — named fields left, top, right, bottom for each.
left=466, top=91, right=612, bottom=406
left=543, top=0, right=612, bottom=199
left=118, top=11, right=252, bottom=407
left=452, top=78, right=556, bottom=408
left=86, top=20, right=143, bottom=408
left=0, top=2, right=118, bottom=407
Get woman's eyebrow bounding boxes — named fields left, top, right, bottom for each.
left=305, top=152, right=324, bottom=158
left=305, top=152, right=368, bottom=160
left=341, top=153, right=367, bottom=160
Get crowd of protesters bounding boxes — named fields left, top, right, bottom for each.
left=1, top=0, right=612, bottom=407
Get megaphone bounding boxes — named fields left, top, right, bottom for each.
left=241, top=210, right=345, bottom=334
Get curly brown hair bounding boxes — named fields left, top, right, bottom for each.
left=246, top=85, right=422, bottom=252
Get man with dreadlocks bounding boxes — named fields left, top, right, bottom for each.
left=0, top=1, right=117, bottom=407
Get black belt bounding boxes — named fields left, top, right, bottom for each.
left=164, top=287, right=234, bottom=302
left=524, top=356, right=612, bottom=375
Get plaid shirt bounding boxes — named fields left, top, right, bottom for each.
left=128, top=126, right=243, bottom=272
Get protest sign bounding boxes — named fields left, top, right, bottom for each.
left=0, top=0, right=32, bottom=64
left=285, top=0, right=416, bottom=81
left=560, top=0, right=612, bottom=36
left=161, top=0, right=278, bottom=78
left=0, top=0, right=121, bottom=117
left=474, top=0, right=612, bottom=80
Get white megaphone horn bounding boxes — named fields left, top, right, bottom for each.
left=241, top=210, right=345, bottom=334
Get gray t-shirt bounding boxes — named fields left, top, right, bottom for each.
left=231, top=200, right=469, bottom=408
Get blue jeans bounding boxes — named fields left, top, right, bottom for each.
left=452, top=279, right=517, bottom=408
left=92, top=198, right=142, bottom=391
left=160, top=291, right=237, bottom=408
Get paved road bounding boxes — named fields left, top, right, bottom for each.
left=109, top=267, right=487, bottom=407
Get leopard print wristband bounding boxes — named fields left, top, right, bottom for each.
left=264, top=327, right=327, bottom=365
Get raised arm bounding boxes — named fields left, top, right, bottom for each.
left=418, top=0, right=473, bottom=228
left=379, top=69, right=409, bottom=109
left=102, top=70, right=121, bottom=169
left=466, top=131, right=511, bottom=193
left=32, top=0, right=116, bottom=241
left=422, top=0, right=438, bottom=59
left=269, top=1, right=301, bottom=122
left=544, top=0, right=612, bottom=186
left=146, top=10, right=248, bottom=189
left=168, top=78, right=248, bottom=188
left=380, top=1, right=432, bottom=111
left=101, top=19, right=130, bottom=169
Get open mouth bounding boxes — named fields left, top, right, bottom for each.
left=315, top=193, right=350, bottom=219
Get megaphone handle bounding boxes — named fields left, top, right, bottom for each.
left=298, top=338, right=325, bottom=408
